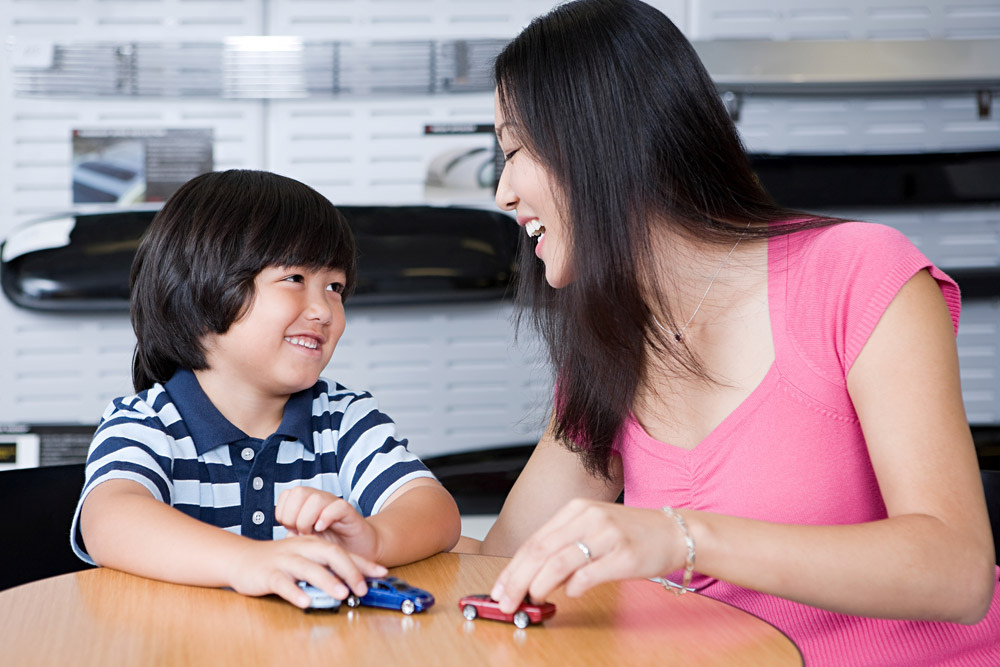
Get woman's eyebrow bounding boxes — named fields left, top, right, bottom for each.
left=494, top=122, right=507, bottom=141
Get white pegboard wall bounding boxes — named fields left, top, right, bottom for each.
left=3, top=0, right=264, bottom=40
left=328, top=302, right=552, bottom=456
left=0, top=301, right=553, bottom=459
left=692, top=0, right=1000, bottom=40
left=268, top=0, right=687, bottom=40
left=956, top=300, right=1000, bottom=424
left=736, top=94, right=1000, bottom=155
left=6, top=100, right=264, bottom=218
left=268, top=95, right=496, bottom=205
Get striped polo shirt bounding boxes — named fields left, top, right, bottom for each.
left=71, top=368, right=436, bottom=564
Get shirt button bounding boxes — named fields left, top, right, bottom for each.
left=241, top=447, right=254, bottom=461
left=252, top=511, right=265, bottom=525
left=252, top=476, right=264, bottom=491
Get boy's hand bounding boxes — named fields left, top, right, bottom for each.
left=275, top=487, right=381, bottom=562
left=229, top=534, right=387, bottom=609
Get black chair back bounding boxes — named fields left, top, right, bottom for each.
left=0, top=463, right=92, bottom=590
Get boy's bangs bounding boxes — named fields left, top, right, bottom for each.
left=261, top=211, right=353, bottom=272
left=244, top=189, right=357, bottom=293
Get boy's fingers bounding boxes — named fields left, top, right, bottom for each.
left=272, top=574, right=313, bottom=609
left=276, top=488, right=308, bottom=527
left=295, top=559, right=351, bottom=600
left=348, top=551, right=388, bottom=578
left=274, top=490, right=288, bottom=523
left=315, top=499, right=357, bottom=533
left=295, top=494, right=330, bottom=534
left=313, top=546, right=374, bottom=596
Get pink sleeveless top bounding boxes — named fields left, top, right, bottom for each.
left=618, top=223, right=1000, bottom=666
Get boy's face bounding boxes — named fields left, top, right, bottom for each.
left=201, top=265, right=347, bottom=400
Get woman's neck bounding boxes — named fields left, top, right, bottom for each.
left=647, top=228, right=765, bottom=333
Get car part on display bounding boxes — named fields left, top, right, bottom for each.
left=0, top=205, right=519, bottom=311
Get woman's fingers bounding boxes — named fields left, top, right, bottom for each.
left=492, top=502, right=678, bottom=613
left=492, top=501, right=603, bottom=612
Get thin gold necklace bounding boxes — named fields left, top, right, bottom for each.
left=652, top=221, right=752, bottom=343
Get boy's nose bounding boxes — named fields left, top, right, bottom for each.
left=305, top=293, right=333, bottom=324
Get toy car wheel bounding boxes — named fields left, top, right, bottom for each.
left=513, top=611, right=530, bottom=629
left=346, top=595, right=361, bottom=608
left=401, top=599, right=416, bottom=615
left=462, top=604, right=478, bottom=621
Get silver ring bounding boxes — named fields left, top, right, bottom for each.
left=575, top=541, right=592, bottom=561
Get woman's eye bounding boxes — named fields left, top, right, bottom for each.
left=504, top=148, right=520, bottom=162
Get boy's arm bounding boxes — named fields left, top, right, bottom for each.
left=80, top=479, right=386, bottom=606
left=367, top=478, right=462, bottom=567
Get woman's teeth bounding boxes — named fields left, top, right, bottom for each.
left=284, top=336, right=318, bottom=350
left=525, top=220, right=545, bottom=239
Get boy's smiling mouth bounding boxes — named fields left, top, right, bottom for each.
left=284, top=335, right=321, bottom=350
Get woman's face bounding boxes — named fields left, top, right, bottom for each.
left=494, top=90, right=574, bottom=289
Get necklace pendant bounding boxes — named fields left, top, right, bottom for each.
left=674, top=333, right=682, bottom=342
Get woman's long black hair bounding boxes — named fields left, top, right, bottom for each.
left=494, top=0, right=835, bottom=478
left=130, top=169, right=357, bottom=392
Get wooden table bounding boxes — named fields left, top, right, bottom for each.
left=0, top=553, right=801, bottom=666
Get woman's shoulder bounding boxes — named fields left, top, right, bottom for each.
left=778, top=221, right=922, bottom=284
left=784, top=220, right=914, bottom=255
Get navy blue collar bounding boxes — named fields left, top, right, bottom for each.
left=163, top=369, right=316, bottom=456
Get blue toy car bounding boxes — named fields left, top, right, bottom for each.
left=297, top=581, right=342, bottom=611
left=345, top=576, right=434, bottom=615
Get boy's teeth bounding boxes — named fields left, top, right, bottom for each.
left=525, top=220, right=545, bottom=238
left=285, top=336, right=318, bottom=350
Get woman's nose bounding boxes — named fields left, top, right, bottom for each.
left=495, top=164, right=518, bottom=211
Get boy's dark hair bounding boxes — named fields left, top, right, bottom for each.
left=494, top=0, right=836, bottom=478
left=130, top=169, right=357, bottom=392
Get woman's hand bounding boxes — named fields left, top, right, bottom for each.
left=229, top=534, right=387, bottom=609
left=489, top=499, right=687, bottom=614
left=275, top=487, right=380, bottom=562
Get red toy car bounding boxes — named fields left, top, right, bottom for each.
left=458, top=595, right=556, bottom=629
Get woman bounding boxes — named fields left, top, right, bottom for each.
left=477, top=1, right=1000, bottom=664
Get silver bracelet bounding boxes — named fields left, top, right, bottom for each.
left=660, top=506, right=695, bottom=595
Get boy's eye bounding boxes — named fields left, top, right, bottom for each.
left=282, top=274, right=305, bottom=283
left=327, top=282, right=345, bottom=294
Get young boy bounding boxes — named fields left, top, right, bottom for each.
left=71, top=170, right=461, bottom=608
